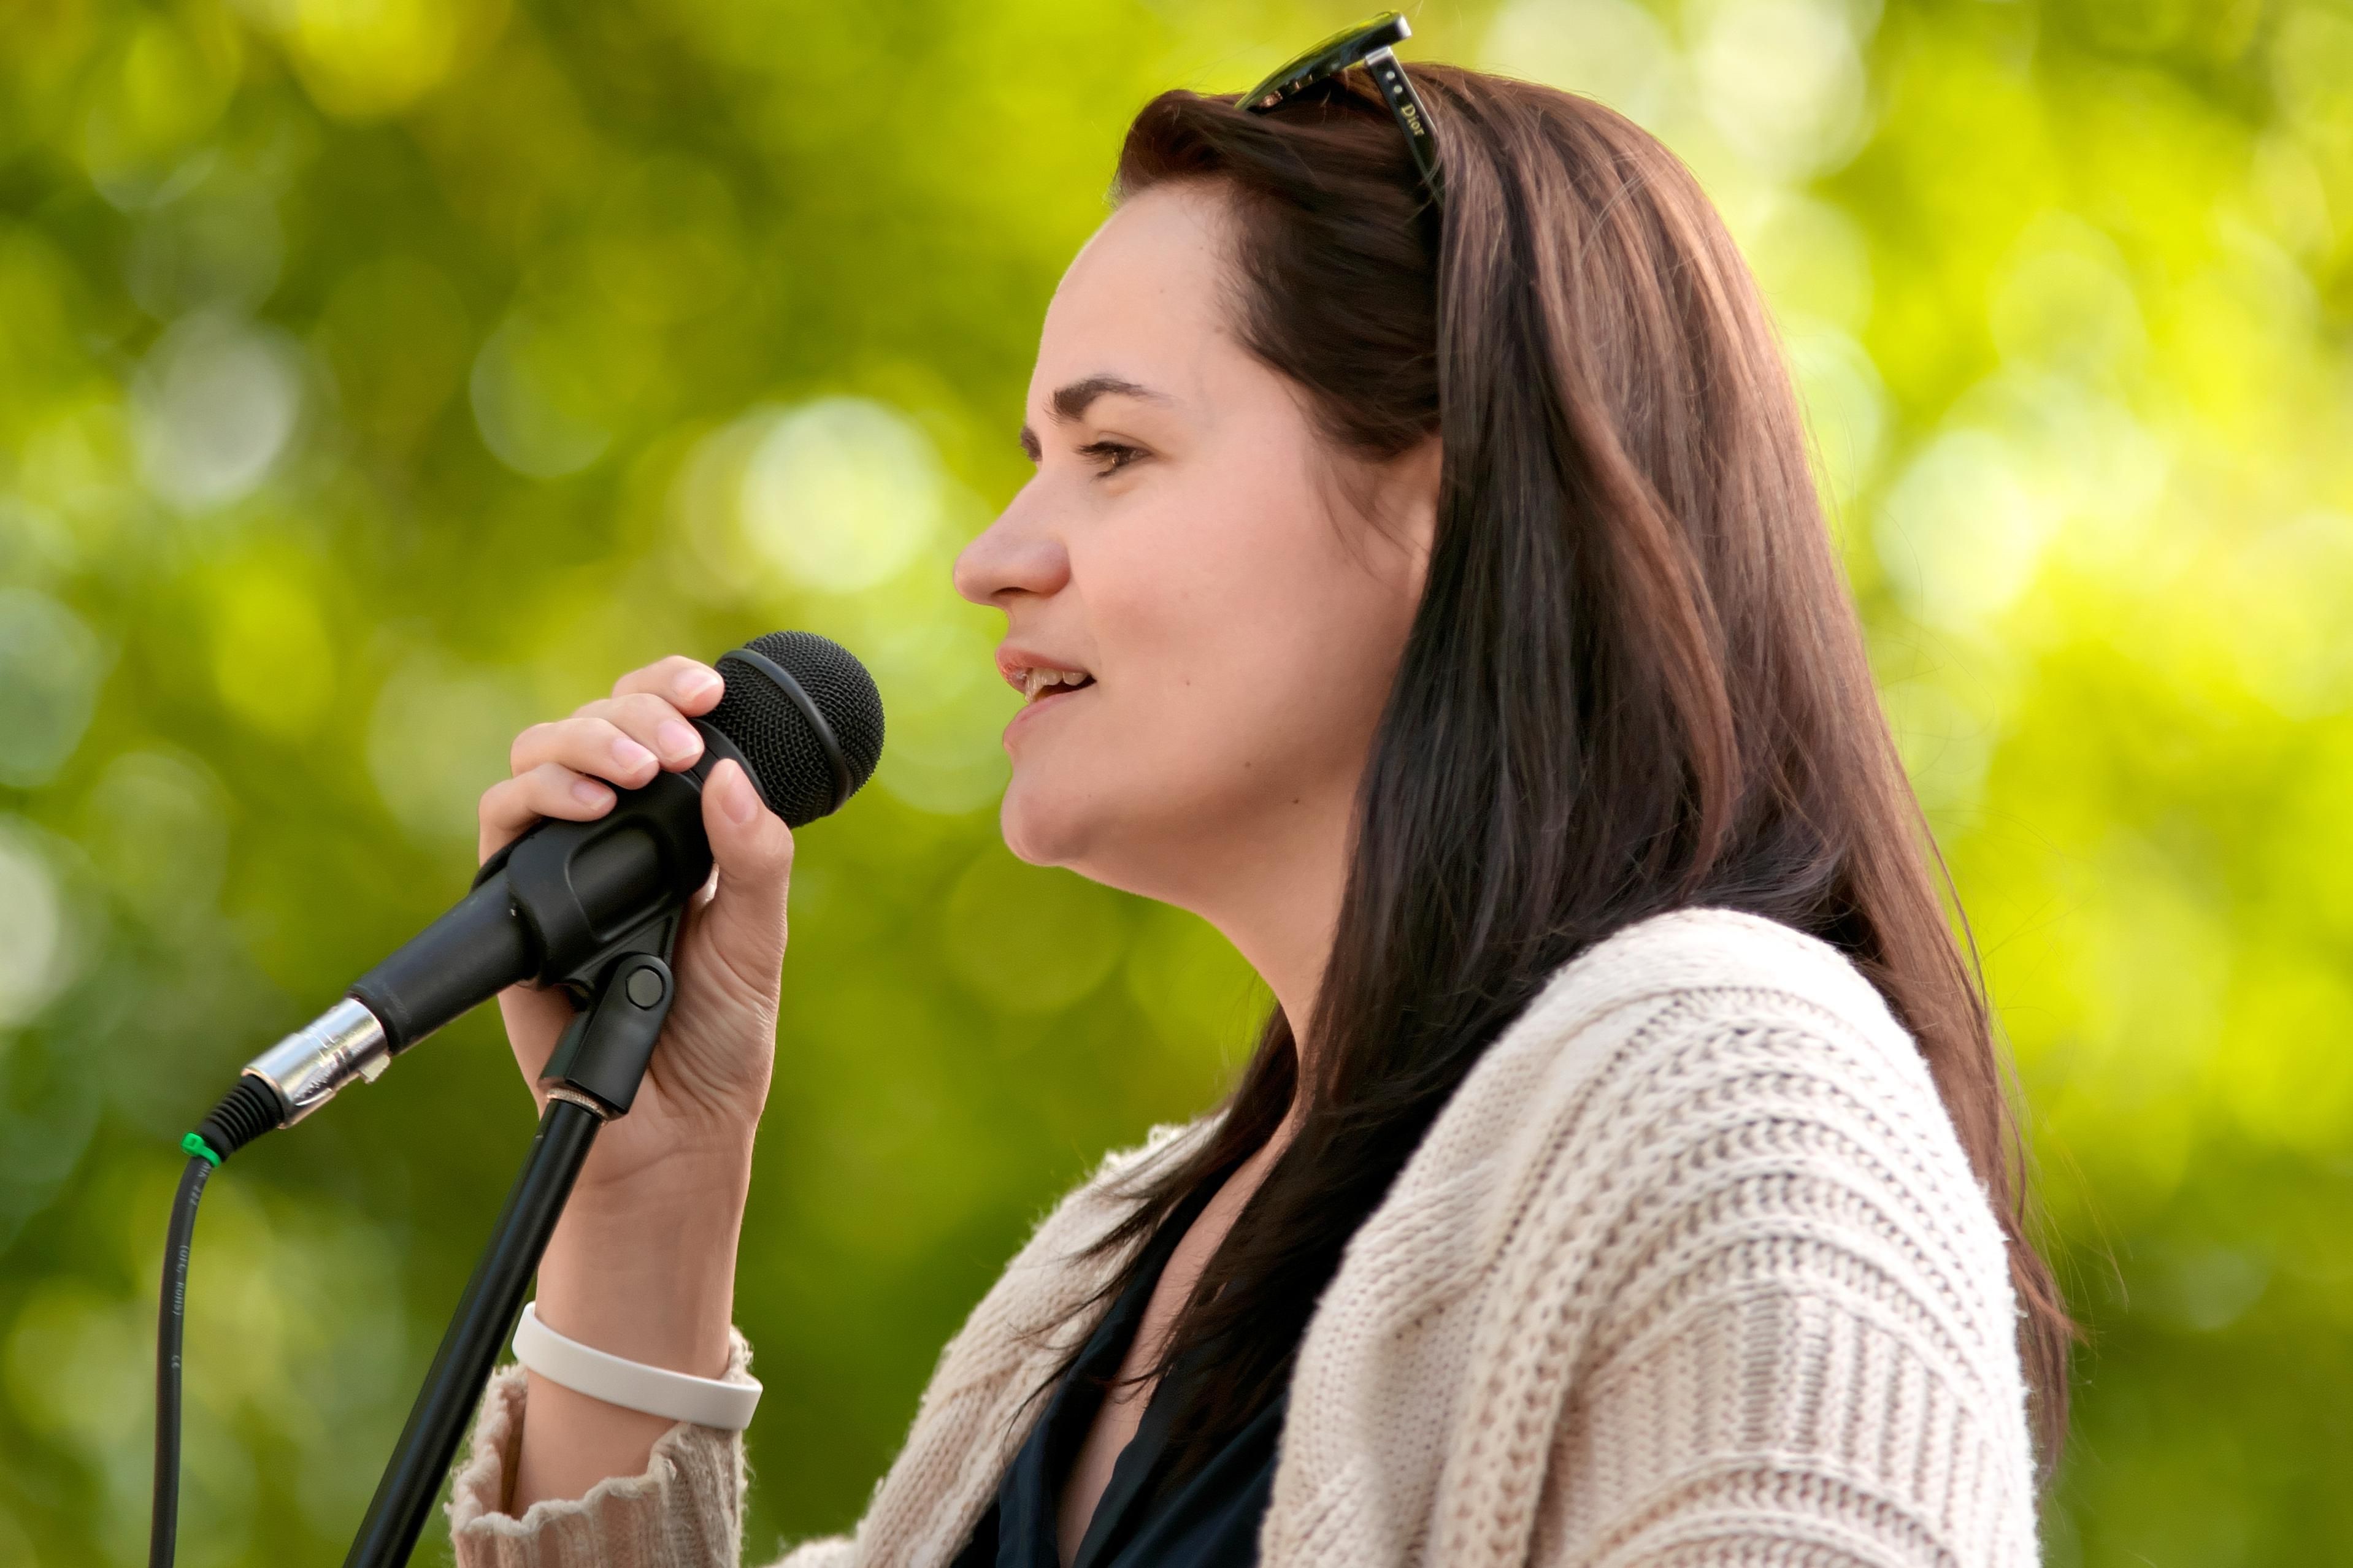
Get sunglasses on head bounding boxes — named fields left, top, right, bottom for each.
left=1240, top=11, right=1444, bottom=210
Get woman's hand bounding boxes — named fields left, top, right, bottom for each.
left=478, top=653, right=794, bottom=1186
left=477, top=654, right=794, bottom=1509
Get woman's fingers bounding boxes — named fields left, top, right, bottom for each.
left=688, top=759, right=795, bottom=1002
left=614, top=656, right=726, bottom=715
left=479, top=654, right=731, bottom=868
left=569, top=692, right=707, bottom=773
left=512, top=714, right=661, bottom=789
left=480, top=763, right=615, bottom=860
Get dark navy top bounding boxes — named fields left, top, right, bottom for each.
left=948, top=1179, right=1288, bottom=1568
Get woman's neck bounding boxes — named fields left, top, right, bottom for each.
left=1188, top=806, right=1352, bottom=1084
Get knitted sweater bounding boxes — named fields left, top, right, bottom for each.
left=447, top=908, right=2041, bottom=1567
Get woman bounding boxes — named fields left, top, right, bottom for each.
left=445, top=36, right=2070, bottom=1568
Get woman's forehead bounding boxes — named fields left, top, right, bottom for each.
left=1039, top=186, right=1236, bottom=370
left=1054, top=188, right=1233, bottom=338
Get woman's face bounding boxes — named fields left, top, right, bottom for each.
left=953, top=182, right=1437, bottom=913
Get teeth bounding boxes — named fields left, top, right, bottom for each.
left=1020, top=667, right=1089, bottom=700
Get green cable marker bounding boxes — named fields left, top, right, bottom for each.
left=181, top=1131, right=223, bottom=1168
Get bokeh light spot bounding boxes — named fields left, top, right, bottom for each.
left=2221, top=511, right=2353, bottom=719
left=80, top=750, right=231, bottom=931
left=0, top=587, right=106, bottom=789
left=1988, top=212, right=2149, bottom=377
left=131, top=310, right=306, bottom=513
left=366, top=651, right=540, bottom=844
left=740, top=397, right=944, bottom=594
left=210, top=567, right=336, bottom=738
left=1481, top=0, right=1683, bottom=129
left=75, top=16, right=241, bottom=202
left=1692, top=0, right=1873, bottom=180
left=0, top=821, right=71, bottom=1029
left=267, top=0, right=508, bottom=122
left=470, top=309, right=612, bottom=479
left=1874, top=428, right=2051, bottom=632
left=2, top=1281, right=145, bottom=1450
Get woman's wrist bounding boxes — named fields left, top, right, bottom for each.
left=532, top=1143, right=751, bottom=1379
left=509, top=1144, right=753, bottom=1511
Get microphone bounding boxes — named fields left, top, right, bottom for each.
left=189, top=630, right=885, bottom=1163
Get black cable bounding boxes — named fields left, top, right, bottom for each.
left=150, top=1152, right=213, bottom=1568
left=153, top=1075, right=285, bottom=1568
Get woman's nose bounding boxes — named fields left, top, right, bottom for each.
left=954, top=487, right=1071, bottom=607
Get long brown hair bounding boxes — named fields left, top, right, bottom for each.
left=1060, top=64, right=2073, bottom=1478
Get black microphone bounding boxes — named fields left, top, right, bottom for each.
left=188, top=630, right=885, bottom=1163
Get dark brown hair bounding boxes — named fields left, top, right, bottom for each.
left=1062, top=64, right=2073, bottom=1478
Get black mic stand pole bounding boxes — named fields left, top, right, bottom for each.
left=344, top=916, right=682, bottom=1568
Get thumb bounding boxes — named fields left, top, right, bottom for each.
left=696, top=758, right=795, bottom=992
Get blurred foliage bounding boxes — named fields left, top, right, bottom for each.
left=0, top=0, right=2347, bottom=1562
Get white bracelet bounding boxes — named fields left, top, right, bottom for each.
left=512, top=1302, right=762, bottom=1431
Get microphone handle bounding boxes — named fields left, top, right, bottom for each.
left=234, top=722, right=760, bottom=1139
left=349, top=876, right=532, bottom=1060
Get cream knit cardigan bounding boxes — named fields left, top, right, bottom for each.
left=447, top=908, right=2041, bottom=1567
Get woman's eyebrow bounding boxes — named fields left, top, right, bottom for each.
left=1018, top=375, right=1171, bottom=461
left=1051, top=374, right=1166, bottom=422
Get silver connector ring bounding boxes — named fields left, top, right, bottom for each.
left=242, top=998, right=391, bottom=1126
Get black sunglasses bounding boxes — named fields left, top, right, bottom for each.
left=1241, top=12, right=1444, bottom=210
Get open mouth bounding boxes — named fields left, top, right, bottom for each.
left=1019, top=670, right=1096, bottom=704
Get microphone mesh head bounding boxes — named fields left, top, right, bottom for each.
left=705, top=632, right=886, bottom=827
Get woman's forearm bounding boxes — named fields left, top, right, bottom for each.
left=472, top=654, right=794, bottom=1515
left=510, top=1143, right=756, bottom=1512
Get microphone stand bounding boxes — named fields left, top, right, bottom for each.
left=344, top=912, right=682, bottom=1568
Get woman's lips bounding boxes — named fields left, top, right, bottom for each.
left=1004, top=680, right=1092, bottom=744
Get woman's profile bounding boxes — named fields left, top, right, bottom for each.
left=445, top=23, right=2070, bottom=1568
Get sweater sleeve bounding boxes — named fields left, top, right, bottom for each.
left=1527, top=1004, right=2041, bottom=1568
left=440, top=1117, right=1208, bottom=1568
left=445, top=1328, right=849, bottom=1568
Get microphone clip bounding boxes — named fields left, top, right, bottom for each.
left=535, top=914, right=680, bottom=1120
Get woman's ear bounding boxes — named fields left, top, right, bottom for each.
left=1384, top=433, right=1443, bottom=595
left=1400, top=433, right=1441, bottom=537
left=1330, top=431, right=1442, bottom=599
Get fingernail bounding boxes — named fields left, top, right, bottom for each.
left=612, top=736, right=656, bottom=774
left=658, top=719, right=702, bottom=762
left=719, top=762, right=758, bottom=824
left=572, top=778, right=612, bottom=808
left=682, top=667, right=724, bottom=703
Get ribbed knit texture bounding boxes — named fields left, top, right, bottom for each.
left=447, top=908, right=2040, bottom=1567
left=448, top=1329, right=761, bottom=1567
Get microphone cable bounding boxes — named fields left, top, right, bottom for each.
left=151, top=1078, right=282, bottom=1568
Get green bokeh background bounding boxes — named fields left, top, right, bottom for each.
left=2, top=0, right=2348, bottom=1562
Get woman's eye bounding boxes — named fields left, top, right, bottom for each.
left=1077, top=440, right=1145, bottom=476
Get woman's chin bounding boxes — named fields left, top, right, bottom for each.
left=999, top=778, right=1086, bottom=868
